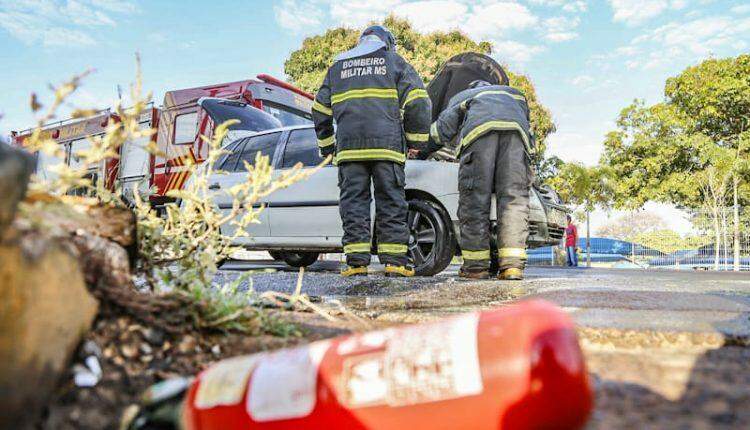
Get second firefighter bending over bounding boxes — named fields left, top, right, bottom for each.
left=311, top=25, right=432, bottom=277
left=426, top=80, right=533, bottom=280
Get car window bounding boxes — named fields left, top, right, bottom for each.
left=262, top=101, right=312, bottom=127
left=282, top=128, right=323, bottom=168
left=235, top=132, right=280, bottom=171
left=200, top=99, right=282, bottom=132
left=217, top=139, right=245, bottom=171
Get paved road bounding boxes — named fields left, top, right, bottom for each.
left=218, top=261, right=750, bottom=428
left=219, top=261, right=750, bottom=340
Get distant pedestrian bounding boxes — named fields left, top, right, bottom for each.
left=565, top=215, right=578, bottom=267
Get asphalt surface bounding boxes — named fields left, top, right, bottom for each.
left=217, top=259, right=750, bottom=428
left=218, top=260, right=750, bottom=340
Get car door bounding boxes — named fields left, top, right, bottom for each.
left=210, top=131, right=283, bottom=240
left=267, top=128, right=342, bottom=240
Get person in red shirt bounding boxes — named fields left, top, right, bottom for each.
left=564, top=215, right=578, bottom=267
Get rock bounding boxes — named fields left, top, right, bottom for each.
left=177, top=335, right=197, bottom=354
left=121, top=344, right=139, bottom=359
left=0, top=140, right=34, bottom=235
left=143, top=327, right=165, bottom=346
left=0, top=235, right=98, bottom=429
left=140, top=343, right=153, bottom=355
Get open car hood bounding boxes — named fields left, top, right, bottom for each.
left=426, top=52, right=509, bottom=122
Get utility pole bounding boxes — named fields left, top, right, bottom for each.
left=586, top=210, right=591, bottom=268
left=734, top=176, right=740, bottom=272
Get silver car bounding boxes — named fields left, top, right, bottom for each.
left=207, top=125, right=567, bottom=276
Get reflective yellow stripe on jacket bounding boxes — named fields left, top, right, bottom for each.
left=312, top=100, right=332, bottom=116
left=331, top=88, right=398, bottom=105
left=474, top=89, right=527, bottom=102
left=405, top=132, right=428, bottom=142
left=460, top=121, right=532, bottom=152
left=430, top=122, right=441, bottom=144
left=317, top=135, right=335, bottom=148
left=335, top=148, right=406, bottom=164
left=402, top=88, right=429, bottom=108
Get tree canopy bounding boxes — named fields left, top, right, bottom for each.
left=595, top=211, right=668, bottom=240
left=600, top=54, right=750, bottom=211
left=665, top=55, right=750, bottom=143
left=545, top=162, right=612, bottom=212
left=284, top=16, right=555, bottom=158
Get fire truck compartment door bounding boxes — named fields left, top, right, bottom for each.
left=119, top=123, right=152, bottom=181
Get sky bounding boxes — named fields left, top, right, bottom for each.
left=1, top=0, right=748, bottom=231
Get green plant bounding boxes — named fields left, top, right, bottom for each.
left=15, top=57, right=326, bottom=335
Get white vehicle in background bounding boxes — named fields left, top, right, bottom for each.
left=204, top=125, right=567, bottom=276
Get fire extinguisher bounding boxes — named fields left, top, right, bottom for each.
left=172, top=300, right=592, bottom=430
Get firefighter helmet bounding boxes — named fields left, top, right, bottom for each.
left=360, top=25, right=396, bottom=51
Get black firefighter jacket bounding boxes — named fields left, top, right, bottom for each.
left=429, top=85, right=533, bottom=157
left=312, top=47, right=431, bottom=164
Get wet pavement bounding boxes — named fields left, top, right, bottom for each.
left=217, top=260, right=750, bottom=428
left=218, top=261, right=750, bottom=341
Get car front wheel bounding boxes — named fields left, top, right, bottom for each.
left=279, top=251, right=320, bottom=268
left=407, top=199, right=455, bottom=276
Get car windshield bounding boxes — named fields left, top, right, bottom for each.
left=262, top=101, right=312, bottom=127
left=199, top=98, right=282, bottom=132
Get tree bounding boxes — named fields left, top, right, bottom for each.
left=596, top=211, right=668, bottom=240
left=284, top=16, right=556, bottom=160
left=601, top=54, right=750, bottom=270
left=631, top=229, right=707, bottom=255
left=546, top=162, right=612, bottom=266
left=546, top=162, right=612, bottom=212
left=665, top=55, right=750, bottom=143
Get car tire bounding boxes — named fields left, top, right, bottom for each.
left=268, top=251, right=283, bottom=261
left=407, top=199, right=455, bottom=276
left=279, top=251, right=320, bottom=268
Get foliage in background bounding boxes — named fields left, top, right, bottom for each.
left=631, top=230, right=708, bottom=255
left=665, top=55, right=750, bottom=143
left=16, top=59, right=319, bottom=334
left=595, top=211, right=668, bottom=240
left=600, top=54, right=750, bottom=269
left=546, top=162, right=612, bottom=212
left=601, top=54, right=750, bottom=211
left=283, top=15, right=556, bottom=165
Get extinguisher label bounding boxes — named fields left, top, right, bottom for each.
left=194, top=355, right=263, bottom=409
left=339, top=313, right=483, bottom=408
left=247, top=340, right=330, bottom=422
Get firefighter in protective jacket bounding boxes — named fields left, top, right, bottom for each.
left=427, top=80, right=533, bottom=280
left=312, top=25, right=431, bottom=277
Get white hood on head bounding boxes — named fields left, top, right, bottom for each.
left=335, top=36, right=386, bottom=62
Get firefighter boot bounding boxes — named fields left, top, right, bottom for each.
left=341, top=265, right=369, bottom=277
left=459, top=267, right=491, bottom=280
left=498, top=268, right=524, bottom=281
left=384, top=264, right=415, bottom=277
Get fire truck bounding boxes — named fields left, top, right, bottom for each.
left=11, top=74, right=313, bottom=205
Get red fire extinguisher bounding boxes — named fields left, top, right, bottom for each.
left=181, top=300, right=592, bottom=429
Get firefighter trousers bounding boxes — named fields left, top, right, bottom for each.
left=338, top=161, right=410, bottom=267
left=458, top=131, right=532, bottom=272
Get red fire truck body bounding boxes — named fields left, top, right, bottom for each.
left=11, top=111, right=121, bottom=192
left=11, top=75, right=313, bottom=205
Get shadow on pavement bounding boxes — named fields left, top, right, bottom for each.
left=589, top=313, right=750, bottom=429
